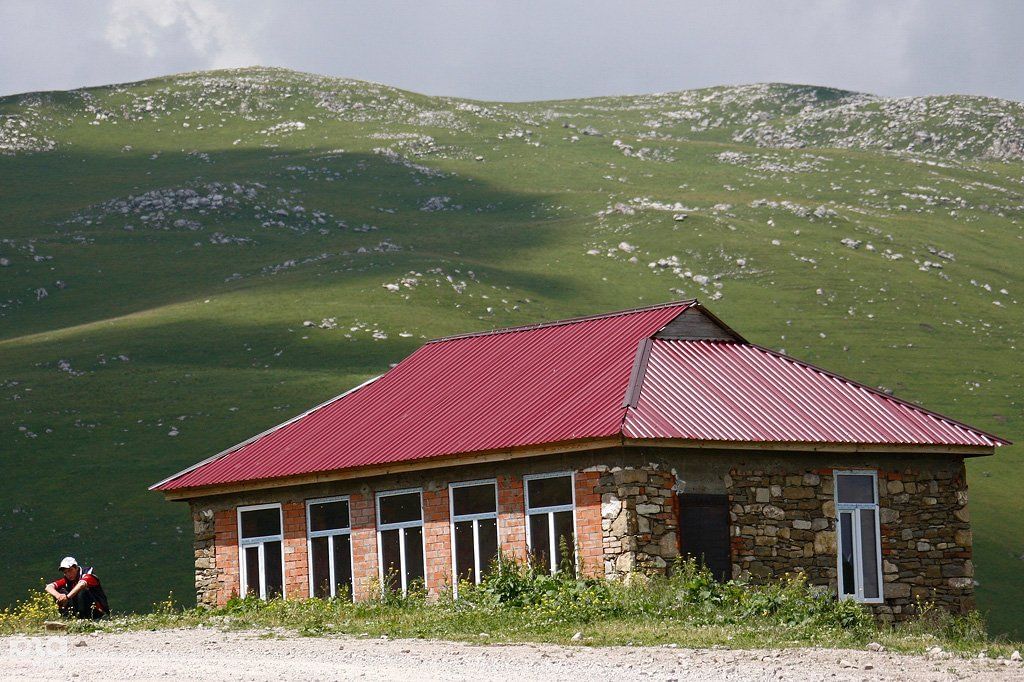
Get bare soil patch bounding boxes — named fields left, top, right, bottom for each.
left=3, top=628, right=1021, bottom=681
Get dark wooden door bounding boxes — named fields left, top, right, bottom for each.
left=677, top=493, right=731, bottom=582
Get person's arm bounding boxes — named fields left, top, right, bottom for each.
left=45, top=580, right=68, bottom=604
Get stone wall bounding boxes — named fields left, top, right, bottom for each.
left=595, top=465, right=679, bottom=578
left=190, top=505, right=218, bottom=607
left=726, top=460, right=972, bottom=621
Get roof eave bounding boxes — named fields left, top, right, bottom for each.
left=157, top=436, right=625, bottom=501
left=157, top=434, right=998, bottom=502
left=624, top=437, right=999, bottom=456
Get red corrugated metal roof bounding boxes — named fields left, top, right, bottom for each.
left=154, top=301, right=1006, bottom=493
left=156, top=301, right=692, bottom=491
left=623, top=340, right=1005, bottom=447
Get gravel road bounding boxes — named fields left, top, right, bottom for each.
left=3, top=628, right=1022, bottom=681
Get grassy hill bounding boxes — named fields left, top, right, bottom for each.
left=1, top=67, right=1021, bottom=635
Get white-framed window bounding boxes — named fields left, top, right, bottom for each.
left=524, top=472, right=576, bottom=574
left=237, top=503, right=285, bottom=600
left=834, top=470, right=884, bottom=604
left=449, top=479, right=499, bottom=591
left=306, top=496, right=353, bottom=599
left=376, top=488, right=425, bottom=594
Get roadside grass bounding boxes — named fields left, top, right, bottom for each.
left=2, top=561, right=1019, bottom=659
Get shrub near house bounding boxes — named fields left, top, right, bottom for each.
left=153, top=301, right=1007, bottom=622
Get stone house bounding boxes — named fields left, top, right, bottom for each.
left=151, top=300, right=1006, bottom=621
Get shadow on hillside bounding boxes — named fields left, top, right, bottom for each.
left=0, top=146, right=577, bottom=341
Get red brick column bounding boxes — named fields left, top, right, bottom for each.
left=349, top=492, right=378, bottom=601
left=282, top=502, right=308, bottom=599
left=213, top=509, right=239, bottom=606
left=497, top=475, right=527, bottom=563
left=574, top=470, right=603, bottom=577
left=423, top=488, right=452, bottom=594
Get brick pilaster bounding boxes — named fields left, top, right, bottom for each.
left=497, top=475, right=527, bottom=562
left=574, top=470, right=604, bottom=577
left=349, top=492, right=378, bottom=601
left=423, top=488, right=452, bottom=594
left=282, top=502, right=308, bottom=598
left=213, top=509, right=239, bottom=606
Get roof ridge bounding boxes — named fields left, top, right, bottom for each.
left=425, top=299, right=697, bottom=344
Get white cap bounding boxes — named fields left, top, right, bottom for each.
left=59, top=556, right=78, bottom=569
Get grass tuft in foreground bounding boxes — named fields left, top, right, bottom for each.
left=1, top=560, right=1018, bottom=657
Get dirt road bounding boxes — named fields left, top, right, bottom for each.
left=3, top=628, right=1022, bottom=681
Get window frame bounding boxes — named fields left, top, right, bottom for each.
left=523, top=471, right=577, bottom=574
left=305, top=495, right=354, bottom=600
left=833, top=470, right=884, bottom=604
left=375, top=487, right=426, bottom=595
left=236, top=502, right=285, bottom=600
left=448, top=478, right=500, bottom=594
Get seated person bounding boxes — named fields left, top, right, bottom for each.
left=45, top=556, right=109, bottom=620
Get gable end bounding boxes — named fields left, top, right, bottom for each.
left=654, top=306, right=745, bottom=342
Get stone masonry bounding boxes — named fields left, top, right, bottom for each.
left=594, top=465, right=679, bottom=578
left=727, top=460, right=973, bottom=622
left=191, top=505, right=217, bottom=607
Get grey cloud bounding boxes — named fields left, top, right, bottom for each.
left=0, top=0, right=1021, bottom=101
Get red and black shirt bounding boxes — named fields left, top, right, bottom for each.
left=53, top=567, right=108, bottom=614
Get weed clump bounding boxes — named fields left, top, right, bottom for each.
left=0, top=586, right=58, bottom=634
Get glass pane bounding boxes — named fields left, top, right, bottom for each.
left=404, top=526, right=425, bottom=589
left=310, top=536, right=331, bottom=598
left=452, top=483, right=497, bottom=517
left=860, top=509, right=880, bottom=599
left=553, top=510, right=576, bottom=572
left=836, top=474, right=875, bottom=504
left=380, top=529, right=402, bottom=592
left=263, top=541, right=283, bottom=598
left=529, top=513, right=551, bottom=571
left=310, top=500, right=350, bottom=532
left=454, top=520, right=476, bottom=584
left=379, top=492, right=422, bottom=525
left=477, top=517, right=498, bottom=579
left=333, top=534, right=353, bottom=600
left=839, top=512, right=855, bottom=597
left=240, top=507, right=281, bottom=538
left=244, top=546, right=261, bottom=597
left=527, top=476, right=573, bottom=509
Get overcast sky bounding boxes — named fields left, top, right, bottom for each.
left=1, top=0, right=1022, bottom=102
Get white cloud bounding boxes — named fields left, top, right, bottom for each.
left=103, top=0, right=259, bottom=67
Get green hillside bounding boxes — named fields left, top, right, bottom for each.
left=1, top=67, right=1021, bottom=635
